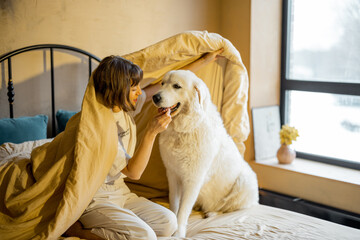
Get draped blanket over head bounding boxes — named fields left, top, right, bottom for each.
left=123, top=31, right=250, bottom=199
left=0, top=30, right=249, bottom=239
left=0, top=79, right=118, bottom=239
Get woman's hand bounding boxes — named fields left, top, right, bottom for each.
left=180, top=48, right=225, bottom=72
left=146, top=109, right=172, bottom=137
left=201, top=48, right=224, bottom=64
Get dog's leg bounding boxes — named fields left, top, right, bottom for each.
left=174, top=177, right=205, bottom=237
left=168, top=171, right=181, bottom=215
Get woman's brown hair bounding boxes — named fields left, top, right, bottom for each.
left=93, top=55, right=143, bottom=112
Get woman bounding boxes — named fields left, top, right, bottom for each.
left=65, top=49, right=224, bottom=240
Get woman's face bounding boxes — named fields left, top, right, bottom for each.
left=129, top=84, right=142, bottom=106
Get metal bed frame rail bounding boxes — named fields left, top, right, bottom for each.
left=0, top=44, right=101, bottom=136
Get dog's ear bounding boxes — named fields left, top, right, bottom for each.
left=194, top=79, right=209, bottom=111
left=195, top=86, right=202, bottom=105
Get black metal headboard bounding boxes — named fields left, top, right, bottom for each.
left=0, top=44, right=101, bottom=136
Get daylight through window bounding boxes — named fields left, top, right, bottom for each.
left=281, top=0, right=360, bottom=169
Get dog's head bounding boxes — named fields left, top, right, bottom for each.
left=152, top=70, right=209, bottom=119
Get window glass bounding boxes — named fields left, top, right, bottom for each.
left=288, top=0, right=360, bottom=83
left=286, top=90, right=360, bottom=162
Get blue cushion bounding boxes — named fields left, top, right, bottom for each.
left=0, top=115, right=48, bottom=145
left=56, top=109, right=78, bottom=134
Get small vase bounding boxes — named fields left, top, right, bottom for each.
left=276, top=144, right=296, bottom=164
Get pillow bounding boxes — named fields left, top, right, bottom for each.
left=0, top=115, right=48, bottom=145
left=56, top=109, right=78, bottom=134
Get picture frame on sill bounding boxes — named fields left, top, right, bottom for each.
left=252, top=105, right=281, bottom=161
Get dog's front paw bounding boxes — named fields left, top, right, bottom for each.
left=204, top=211, right=220, bottom=218
left=173, top=225, right=186, bottom=238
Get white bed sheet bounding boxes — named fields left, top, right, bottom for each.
left=157, top=203, right=360, bottom=240
left=1, top=140, right=359, bottom=240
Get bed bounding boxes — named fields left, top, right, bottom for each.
left=1, top=32, right=360, bottom=240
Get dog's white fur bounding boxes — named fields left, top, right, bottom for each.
left=153, top=70, right=259, bottom=237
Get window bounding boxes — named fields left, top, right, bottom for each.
left=281, top=0, right=360, bottom=170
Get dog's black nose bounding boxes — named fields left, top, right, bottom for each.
left=152, top=94, right=162, bottom=104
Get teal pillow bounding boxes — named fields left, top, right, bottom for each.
left=0, top=115, right=48, bottom=145
left=56, top=109, right=78, bottom=134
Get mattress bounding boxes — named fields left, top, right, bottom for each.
left=175, top=204, right=360, bottom=240
left=1, top=140, right=359, bottom=240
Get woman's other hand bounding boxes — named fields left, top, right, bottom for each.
left=201, top=48, right=224, bottom=64
left=180, top=48, right=225, bottom=72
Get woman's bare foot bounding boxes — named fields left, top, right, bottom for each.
left=64, top=221, right=105, bottom=240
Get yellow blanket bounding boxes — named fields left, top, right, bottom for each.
left=0, top=79, right=117, bottom=239
left=123, top=30, right=250, bottom=199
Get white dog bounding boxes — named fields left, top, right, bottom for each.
left=152, top=70, right=259, bottom=237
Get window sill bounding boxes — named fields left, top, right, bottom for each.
left=250, top=158, right=360, bottom=214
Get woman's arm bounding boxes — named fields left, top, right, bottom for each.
left=121, top=109, right=172, bottom=180
left=180, top=48, right=224, bottom=72
left=142, top=48, right=224, bottom=103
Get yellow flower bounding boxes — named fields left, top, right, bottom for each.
left=279, top=125, right=299, bottom=145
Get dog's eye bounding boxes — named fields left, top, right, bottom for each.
left=173, top=84, right=182, bottom=89
left=161, top=82, right=164, bottom=86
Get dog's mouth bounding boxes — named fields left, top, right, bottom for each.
left=158, top=102, right=181, bottom=114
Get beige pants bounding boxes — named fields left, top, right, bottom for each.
left=79, top=195, right=177, bottom=240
